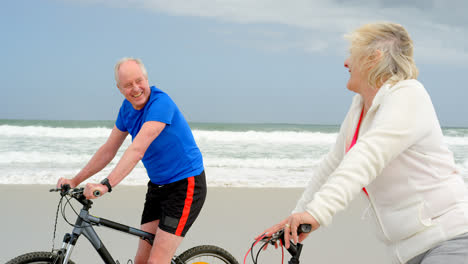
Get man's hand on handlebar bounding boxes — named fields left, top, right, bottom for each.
left=55, top=178, right=108, bottom=199
left=83, top=182, right=108, bottom=199
left=56, top=177, right=78, bottom=189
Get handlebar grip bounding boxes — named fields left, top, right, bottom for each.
left=93, top=190, right=101, bottom=197
left=298, top=224, right=312, bottom=234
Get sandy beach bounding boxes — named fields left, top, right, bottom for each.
left=1, top=184, right=390, bottom=263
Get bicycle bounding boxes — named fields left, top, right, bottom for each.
left=6, top=184, right=239, bottom=264
left=245, top=224, right=312, bottom=264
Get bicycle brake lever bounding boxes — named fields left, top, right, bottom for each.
left=261, top=230, right=283, bottom=243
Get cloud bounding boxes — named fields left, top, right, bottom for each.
left=68, top=0, right=468, bottom=64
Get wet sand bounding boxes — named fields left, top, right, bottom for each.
left=0, top=184, right=390, bottom=263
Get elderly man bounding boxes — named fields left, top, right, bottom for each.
left=57, top=57, right=206, bottom=264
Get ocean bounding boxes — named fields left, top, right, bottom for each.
left=1, top=119, right=467, bottom=187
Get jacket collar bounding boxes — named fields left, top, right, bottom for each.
left=351, top=82, right=392, bottom=114
left=345, top=82, right=392, bottom=147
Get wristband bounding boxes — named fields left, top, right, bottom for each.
left=100, top=178, right=112, bottom=193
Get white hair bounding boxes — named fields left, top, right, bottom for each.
left=345, top=22, right=419, bottom=88
left=114, top=57, right=148, bottom=85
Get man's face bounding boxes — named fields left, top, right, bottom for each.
left=117, top=61, right=151, bottom=110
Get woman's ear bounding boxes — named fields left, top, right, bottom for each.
left=370, top=50, right=383, bottom=64
left=366, top=49, right=383, bottom=71
left=375, top=49, right=383, bottom=61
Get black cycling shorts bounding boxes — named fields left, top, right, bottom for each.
left=141, top=171, right=206, bottom=237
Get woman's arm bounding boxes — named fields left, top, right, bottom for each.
left=293, top=136, right=345, bottom=213
left=306, top=82, right=433, bottom=227
left=293, top=99, right=354, bottom=213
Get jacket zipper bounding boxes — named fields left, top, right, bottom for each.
left=367, top=192, right=391, bottom=243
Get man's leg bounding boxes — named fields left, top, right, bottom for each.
left=136, top=173, right=206, bottom=263
left=134, top=220, right=159, bottom=264
left=147, top=227, right=184, bottom=264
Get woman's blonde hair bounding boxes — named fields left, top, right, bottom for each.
left=345, top=22, right=418, bottom=88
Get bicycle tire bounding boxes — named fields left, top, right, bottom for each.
left=178, top=245, right=239, bottom=264
left=5, top=251, right=76, bottom=264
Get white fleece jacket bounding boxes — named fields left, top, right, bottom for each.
left=293, top=79, right=468, bottom=263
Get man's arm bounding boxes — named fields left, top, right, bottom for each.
left=83, top=121, right=165, bottom=198
left=56, top=125, right=128, bottom=188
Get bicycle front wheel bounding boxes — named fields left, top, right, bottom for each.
left=178, top=245, right=238, bottom=264
left=6, top=251, right=76, bottom=264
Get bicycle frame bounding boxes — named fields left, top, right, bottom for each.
left=282, top=241, right=303, bottom=264
left=6, top=186, right=236, bottom=264
left=56, top=194, right=179, bottom=264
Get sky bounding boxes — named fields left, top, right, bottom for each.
left=1, top=0, right=467, bottom=126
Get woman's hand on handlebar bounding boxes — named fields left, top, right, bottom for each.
left=255, top=219, right=288, bottom=250
left=83, top=182, right=108, bottom=199
left=56, top=177, right=78, bottom=189
left=284, top=212, right=320, bottom=248
left=258, top=211, right=320, bottom=249
left=256, top=218, right=288, bottom=240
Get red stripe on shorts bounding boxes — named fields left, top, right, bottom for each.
left=175, top=176, right=195, bottom=236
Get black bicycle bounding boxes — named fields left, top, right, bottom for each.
left=245, top=224, right=312, bottom=264
left=6, top=185, right=238, bottom=264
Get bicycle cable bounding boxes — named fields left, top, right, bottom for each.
left=51, top=195, right=64, bottom=252
left=244, top=233, right=285, bottom=264
left=116, top=259, right=134, bottom=264
left=281, top=239, right=284, bottom=263
left=50, top=191, right=98, bottom=252
left=60, top=194, right=95, bottom=228
left=244, top=233, right=265, bottom=264
left=254, top=240, right=269, bottom=263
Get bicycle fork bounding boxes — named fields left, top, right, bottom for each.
left=56, top=233, right=76, bottom=264
left=57, top=208, right=117, bottom=264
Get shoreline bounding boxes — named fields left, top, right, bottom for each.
left=1, top=184, right=390, bottom=263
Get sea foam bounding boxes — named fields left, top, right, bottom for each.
left=1, top=124, right=467, bottom=187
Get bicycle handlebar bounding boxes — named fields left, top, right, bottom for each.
left=49, top=184, right=82, bottom=195
left=246, top=224, right=311, bottom=263
left=50, top=184, right=102, bottom=197
left=262, top=224, right=312, bottom=244
left=50, top=184, right=94, bottom=208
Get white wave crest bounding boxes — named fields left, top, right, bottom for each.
left=3, top=125, right=465, bottom=147
left=1, top=124, right=467, bottom=188
left=194, top=130, right=337, bottom=145
left=0, top=151, right=93, bottom=164
left=462, top=159, right=468, bottom=173
left=444, top=136, right=468, bottom=146
left=0, top=167, right=149, bottom=185
left=0, top=125, right=111, bottom=138
left=204, top=157, right=321, bottom=169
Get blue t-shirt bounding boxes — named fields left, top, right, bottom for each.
left=115, top=86, right=204, bottom=184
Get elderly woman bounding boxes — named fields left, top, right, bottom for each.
left=262, top=22, right=468, bottom=264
